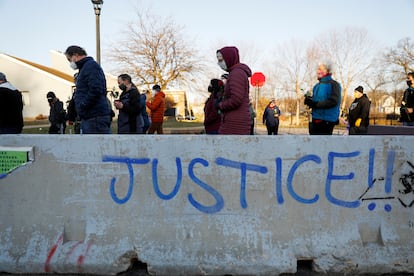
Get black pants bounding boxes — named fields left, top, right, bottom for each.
left=349, top=126, right=368, bottom=135
left=49, top=123, right=66, bottom=134
left=266, top=123, right=279, bottom=135
left=309, top=119, right=336, bottom=135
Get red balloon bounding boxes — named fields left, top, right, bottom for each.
left=250, top=72, right=266, bottom=87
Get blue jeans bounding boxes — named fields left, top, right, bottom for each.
left=81, top=115, right=111, bottom=134
left=403, top=121, right=414, bottom=126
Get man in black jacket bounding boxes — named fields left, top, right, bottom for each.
left=114, top=74, right=142, bottom=134
left=400, top=72, right=414, bottom=126
left=348, top=86, right=370, bottom=135
left=0, top=72, right=23, bottom=134
left=46, top=91, right=66, bottom=134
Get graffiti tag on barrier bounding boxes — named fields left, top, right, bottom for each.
left=44, top=234, right=93, bottom=273
left=102, top=148, right=414, bottom=214
left=359, top=160, right=414, bottom=212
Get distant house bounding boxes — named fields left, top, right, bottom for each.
left=163, top=90, right=189, bottom=119
left=0, top=51, right=118, bottom=120
left=380, top=95, right=398, bottom=114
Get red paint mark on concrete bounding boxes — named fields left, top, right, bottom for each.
left=65, top=241, right=83, bottom=262
left=77, top=240, right=93, bottom=271
left=44, top=234, right=63, bottom=272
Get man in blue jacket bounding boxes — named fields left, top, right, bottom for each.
left=304, top=62, right=341, bottom=135
left=64, top=45, right=111, bottom=134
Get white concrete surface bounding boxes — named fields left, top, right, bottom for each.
left=0, top=135, right=413, bottom=275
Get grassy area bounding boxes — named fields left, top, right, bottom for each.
left=22, top=118, right=204, bottom=134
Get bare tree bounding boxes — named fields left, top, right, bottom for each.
left=312, top=27, right=377, bottom=111
left=361, top=59, right=390, bottom=115
left=270, top=40, right=312, bottom=125
left=363, top=72, right=388, bottom=124
left=383, top=37, right=414, bottom=76
left=107, top=8, right=204, bottom=90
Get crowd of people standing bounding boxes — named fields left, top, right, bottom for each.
left=1, top=44, right=413, bottom=135
left=63, top=45, right=162, bottom=135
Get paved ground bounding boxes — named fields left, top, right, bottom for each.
left=256, top=125, right=348, bottom=136
left=24, top=122, right=351, bottom=136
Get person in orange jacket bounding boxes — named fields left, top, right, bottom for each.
left=146, top=84, right=165, bottom=134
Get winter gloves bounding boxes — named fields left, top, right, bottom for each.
left=304, top=96, right=318, bottom=109
left=355, top=118, right=362, bottom=127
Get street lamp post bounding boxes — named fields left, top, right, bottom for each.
left=91, top=0, right=103, bottom=65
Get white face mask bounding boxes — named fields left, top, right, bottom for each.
left=218, top=60, right=227, bottom=71
left=70, top=61, right=78, bottom=70
left=152, top=90, right=157, bottom=97
left=217, top=52, right=227, bottom=71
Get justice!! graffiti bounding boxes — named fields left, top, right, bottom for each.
left=102, top=148, right=412, bottom=214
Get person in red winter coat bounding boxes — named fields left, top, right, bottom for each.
left=216, top=46, right=252, bottom=135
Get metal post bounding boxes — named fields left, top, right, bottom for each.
left=95, top=8, right=101, bottom=64
left=255, top=83, right=259, bottom=134
left=91, top=0, right=103, bottom=64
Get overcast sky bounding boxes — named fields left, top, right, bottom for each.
left=1, top=0, right=413, bottom=75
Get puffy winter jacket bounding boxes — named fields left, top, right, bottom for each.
left=217, top=46, right=252, bottom=135
left=311, top=75, right=341, bottom=123
left=146, top=91, right=165, bottom=123
left=117, top=87, right=142, bottom=134
left=74, top=56, right=110, bottom=120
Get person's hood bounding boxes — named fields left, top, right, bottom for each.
left=219, top=46, right=240, bottom=69
left=218, top=46, right=251, bottom=76
left=233, top=63, right=252, bottom=77
left=0, top=81, right=16, bottom=90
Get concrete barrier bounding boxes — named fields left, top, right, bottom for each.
left=0, top=135, right=413, bottom=275
left=367, top=125, right=414, bottom=135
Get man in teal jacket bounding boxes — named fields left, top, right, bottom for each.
left=304, top=62, right=341, bottom=135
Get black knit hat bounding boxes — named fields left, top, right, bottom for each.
left=355, top=86, right=364, bottom=93
left=208, top=79, right=224, bottom=93
left=152, top=85, right=161, bottom=91
left=46, top=91, right=56, bottom=99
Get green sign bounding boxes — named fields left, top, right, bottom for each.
left=0, top=150, right=29, bottom=174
